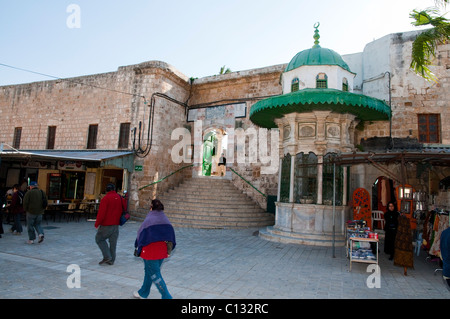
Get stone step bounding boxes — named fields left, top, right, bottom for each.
left=132, top=177, right=274, bottom=229
left=259, top=226, right=345, bottom=247
left=161, top=198, right=259, bottom=208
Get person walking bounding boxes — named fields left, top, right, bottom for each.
left=133, top=199, right=176, bottom=299
left=94, top=183, right=124, bottom=265
left=23, top=181, right=46, bottom=244
left=10, top=184, right=24, bottom=235
left=384, top=201, right=399, bottom=260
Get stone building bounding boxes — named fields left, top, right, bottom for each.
left=0, top=26, right=449, bottom=245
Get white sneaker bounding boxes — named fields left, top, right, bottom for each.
left=27, top=240, right=34, bottom=244
left=133, top=291, right=145, bottom=299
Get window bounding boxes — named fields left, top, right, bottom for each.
left=294, top=152, right=317, bottom=204
left=418, top=114, right=440, bottom=143
left=13, top=127, right=22, bottom=149
left=342, top=78, right=348, bottom=91
left=46, top=126, right=56, bottom=149
left=291, top=78, right=299, bottom=92
left=322, top=153, right=343, bottom=205
left=316, top=73, right=328, bottom=88
left=87, top=124, right=98, bottom=149
left=118, top=122, right=130, bottom=148
left=279, top=153, right=291, bottom=203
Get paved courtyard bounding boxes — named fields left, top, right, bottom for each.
left=0, top=219, right=449, bottom=300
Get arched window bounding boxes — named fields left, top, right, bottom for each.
left=291, top=78, right=299, bottom=92
left=316, top=73, right=328, bottom=88
left=294, top=152, right=317, bottom=204
left=322, top=153, right=343, bottom=205
left=342, top=78, right=348, bottom=91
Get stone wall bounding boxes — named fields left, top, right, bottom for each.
left=0, top=61, right=192, bottom=212
left=349, top=31, right=450, bottom=145
left=187, top=65, right=285, bottom=208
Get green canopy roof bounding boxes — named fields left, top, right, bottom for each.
left=250, top=88, right=391, bottom=129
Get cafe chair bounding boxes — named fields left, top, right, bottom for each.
left=74, top=203, right=89, bottom=222
left=371, top=210, right=385, bottom=230
left=62, top=203, right=77, bottom=222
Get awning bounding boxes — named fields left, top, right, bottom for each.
left=334, top=148, right=450, bottom=167
left=250, top=88, right=391, bottom=128
left=0, top=149, right=135, bottom=171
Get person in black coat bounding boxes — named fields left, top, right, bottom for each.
left=384, top=201, right=400, bottom=260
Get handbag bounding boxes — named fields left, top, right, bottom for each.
left=120, top=212, right=130, bottom=226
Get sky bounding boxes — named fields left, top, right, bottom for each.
left=0, top=0, right=441, bottom=86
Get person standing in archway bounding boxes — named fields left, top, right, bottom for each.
left=384, top=201, right=399, bottom=260
left=218, top=153, right=226, bottom=176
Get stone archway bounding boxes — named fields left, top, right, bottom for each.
left=201, top=126, right=228, bottom=177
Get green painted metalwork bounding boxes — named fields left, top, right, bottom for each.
left=294, top=152, right=317, bottom=204
left=229, top=167, right=267, bottom=198
left=249, top=88, right=391, bottom=129
left=279, top=153, right=291, bottom=203
left=313, top=22, right=321, bottom=48
left=138, top=164, right=193, bottom=191
left=322, top=153, right=343, bottom=205
left=202, top=133, right=216, bottom=176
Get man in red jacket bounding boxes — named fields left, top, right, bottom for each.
left=95, top=183, right=125, bottom=265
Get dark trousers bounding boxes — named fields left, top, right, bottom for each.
left=95, top=225, right=119, bottom=262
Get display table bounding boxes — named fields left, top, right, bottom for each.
left=349, top=237, right=378, bottom=271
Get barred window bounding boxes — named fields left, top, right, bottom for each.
left=342, top=78, right=348, bottom=91
left=291, top=78, right=299, bottom=92
left=294, top=152, right=318, bottom=204
left=13, top=127, right=22, bottom=149
left=316, top=73, right=328, bottom=88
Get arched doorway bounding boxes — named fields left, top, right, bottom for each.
left=372, top=176, right=396, bottom=212
left=201, top=127, right=228, bottom=177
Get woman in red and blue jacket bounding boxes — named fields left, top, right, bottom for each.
left=134, top=199, right=176, bottom=299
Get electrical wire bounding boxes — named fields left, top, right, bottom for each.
left=0, top=62, right=147, bottom=103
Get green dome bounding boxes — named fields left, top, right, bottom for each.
left=285, top=46, right=353, bottom=73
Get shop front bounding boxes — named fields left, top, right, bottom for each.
left=0, top=150, right=134, bottom=203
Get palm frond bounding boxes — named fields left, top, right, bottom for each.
left=410, top=7, right=450, bottom=82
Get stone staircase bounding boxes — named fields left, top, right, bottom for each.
left=134, top=177, right=274, bottom=229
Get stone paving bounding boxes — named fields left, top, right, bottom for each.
left=0, top=219, right=449, bottom=299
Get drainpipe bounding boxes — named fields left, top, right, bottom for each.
left=384, top=71, right=392, bottom=149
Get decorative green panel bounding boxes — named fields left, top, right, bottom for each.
left=279, top=154, right=291, bottom=203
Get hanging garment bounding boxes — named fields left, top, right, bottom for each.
left=430, top=215, right=449, bottom=257
left=394, top=215, right=414, bottom=269
left=381, top=178, right=388, bottom=207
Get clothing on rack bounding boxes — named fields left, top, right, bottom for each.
left=422, top=209, right=449, bottom=256
left=430, top=213, right=449, bottom=257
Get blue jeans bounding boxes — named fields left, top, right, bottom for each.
left=26, top=213, right=44, bottom=241
left=12, top=213, right=23, bottom=233
left=138, top=259, right=172, bottom=299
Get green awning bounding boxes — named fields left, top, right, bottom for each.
left=250, top=88, right=391, bottom=128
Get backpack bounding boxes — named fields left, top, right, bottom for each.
left=40, top=190, right=48, bottom=209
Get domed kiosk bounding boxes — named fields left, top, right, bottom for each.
left=251, top=24, right=390, bottom=246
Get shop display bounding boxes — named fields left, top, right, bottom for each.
left=346, top=220, right=379, bottom=271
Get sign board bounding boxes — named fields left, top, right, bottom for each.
left=135, top=165, right=143, bottom=171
